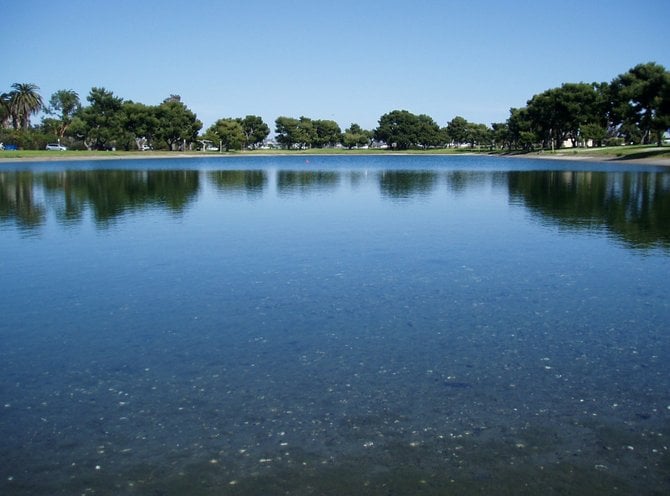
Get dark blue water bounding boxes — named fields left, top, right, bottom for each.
left=1, top=155, right=669, bottom=495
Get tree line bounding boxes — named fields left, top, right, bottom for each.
left=1, top=62, right=668, bottom=152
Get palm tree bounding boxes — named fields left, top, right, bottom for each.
left=9, top=83, right=44, bottom=129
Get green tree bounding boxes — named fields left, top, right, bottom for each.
left=275, top=116, right=315, bottom=149
left=0, top=92, right=11, bottom=128
left=507, top=107, right=536, bottom=150
left=205, top=118, right=245, bottom=151
left=580, top=123, right=607, bottom=147
left=611, top=62, right=670, bottom=145
left=8, top=83, right=43, bottom=129
left=524, top=83, right=602, bottom=149
left=46, top=89, right=81, bottom=138
left=525, top=87, right=567, bottom=149
left=238, top=115, right=270, bottom=149
left=312, top=119, right=342, bottom=147
left=466, top=122, right=493, bottom=149
left=342, top=123, right=372, bottom=149
left=592, top=81, right=615, bottom=131
left=120, top=102, right=159, bottom=150
left=375, top=110, right=436, bottom=150
left=415, top=114, right=442, bottom=148
left=73, top=87, right=124, bottom=150
left=558, top=83, right=604, bottom=147
left=154, top=96, right=202, bottom=150
left=527, top=78, right=659, bottom=149
left=491, top=122, right=510, bottom=149
left=445, top=116, right=469, bottom=147
left=507, top=81, right=613, bottom=149
left=297, top=116, right=316, bottom=148
left=375, top=110, right=412, bottom=149
left=275, top=116, right=300, bottom=149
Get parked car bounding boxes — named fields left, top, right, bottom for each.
left=46, top=143, right=67, bottom=151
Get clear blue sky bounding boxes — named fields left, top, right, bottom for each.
left=4, top=0, right=669, bottom=131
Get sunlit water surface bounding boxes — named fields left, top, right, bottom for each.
left=1, top=155, right=669, bottom=495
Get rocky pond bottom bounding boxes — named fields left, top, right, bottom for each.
left=1, top=155, right=669, bottom=494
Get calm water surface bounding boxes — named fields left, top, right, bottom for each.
left=1, top=155, right=669, bottom=495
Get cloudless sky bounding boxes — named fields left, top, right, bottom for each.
left=4, top=0, right=669, bottom=131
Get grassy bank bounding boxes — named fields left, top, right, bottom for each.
left=0, top=149, right=179, bottom=161
left=1, top=144, right=668, bottom=162
left=512, top=144, right=670, bottom=161
left=0, top=147, right=470, bottom=162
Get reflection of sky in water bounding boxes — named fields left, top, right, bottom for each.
left=1, top=156, right=669, bottom=495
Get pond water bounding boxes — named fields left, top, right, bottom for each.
left=1, top=155, right=669, bottom=495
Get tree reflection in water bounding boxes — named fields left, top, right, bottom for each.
left=1, top=167, right=669, bottom=250
left=1, top=170, right=200, bottom=228
left=508, top=170, right=670, bottom=249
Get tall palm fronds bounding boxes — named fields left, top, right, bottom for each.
left=8, top=83, right=44, bottom=129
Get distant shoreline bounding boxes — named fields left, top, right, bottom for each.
left=1, top=149, right=669, bottom=166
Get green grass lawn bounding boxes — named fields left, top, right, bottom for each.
left=0, top=149, right=179, bottom=160
left=0, top=147, right=468, bottom=160
left=535, top=144, right=670, bottom=160
left=1, top=144, right=668, bottom=161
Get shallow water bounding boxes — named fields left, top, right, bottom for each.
left=1, top=155, right=669, bottom=495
